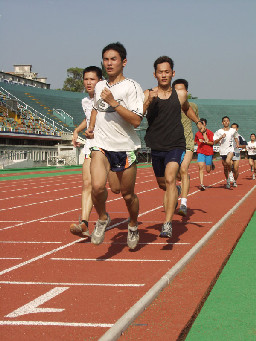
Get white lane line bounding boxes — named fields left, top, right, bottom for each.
left=0, top=221, right=24, bottom=222
left=0, top=185, right=82, bottom=201
left=51, top=258, right=171, bottom=262
left=0, top=320, right=114, bottom=328
left=0, top=180, right=79, bottom=193
left=0, top=241, right=62, bottom=244
left=0, top=239, right=82, bottom=276
left=0, top=281, right=144, bottom=287
left=0, top=193, right=81, bottom=212
left=0, top=257, right=22, bottom=260
left=6, top=287, right=69, bottom=318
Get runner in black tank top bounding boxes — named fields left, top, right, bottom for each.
left=143, top=56, right=203, bottom=240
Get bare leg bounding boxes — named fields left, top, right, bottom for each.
left=81, top=158, right=93, bottom=221
left=90, top=151, right=110, bottom=221
left=198, top=162, right=205, bottom=185
left=180, top=150, right=193, bottom=202
left=233, top=160, right=239, bottom=181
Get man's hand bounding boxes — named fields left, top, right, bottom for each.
left=85, top=127, right=94, bottom=139
left=72, top=130, right=80, bottom=147
left=101, top=88, right=115, bottom=106
left=148, top=89, right=158, bottom=103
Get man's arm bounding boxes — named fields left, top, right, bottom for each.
left=143, top=88, right=158, bottom=115
left=101, top=88, right=142, bottom=128
left=176, top=89, right=203, bottom=131
left=72, top=119, right=87, bottom=147
left=85, top=109, right=97, bottom=139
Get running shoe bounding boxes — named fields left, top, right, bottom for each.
left=229, top=171, right=234, bottom=183
left=127, top=225, right=139, bottom=249
left=178, top=204, right=187, bottom=217
left=159, top=222, right=172, bottom=238
left=199, top=184, right=206, bottom=191
left=233, top=181, right=237, bottom=187
left=70, top=221, right=90, bottom=237
left=253, top=174, right=255, bottom=180
left=226, top=179, right=231, bottom=189
left=211, top=162, right=215, bottom=171
left=91, top=213, right=111, bottom=245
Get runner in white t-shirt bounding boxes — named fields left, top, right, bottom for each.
left=214, top=116, right=239, bottom=188
left=246, top=133, right=256, bottom=180
left=85, top=42, right=144, bottom=250
left=69, top=66, right=102, bottom=238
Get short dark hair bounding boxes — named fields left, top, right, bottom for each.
left=222, top=115, right=230, bottom=122
left=231, top=123, right=239, bottom=128
left=172, top=79, right=189, bottom=90
left=251, top=133, right=256, bottom=137
left=83, top=66, right=102, bottom=79
left=200, top=118, right=207, bottom=125
left=102, top=42, right=127, bottom=61
left=154, top=56, right=174, bottom=72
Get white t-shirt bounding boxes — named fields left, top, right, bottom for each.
left=93, top=78, right=144, bottom=151
left=213, top=128, right=238, bottom=155
left=246, top=141, right=256, bottom=155
left=81, top=97, right=94, bottom=155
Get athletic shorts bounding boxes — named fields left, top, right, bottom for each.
left=232, top=152, right=240, bottom=161
left=248, top=155, right=256, bottom=160
left=221, top=152, right=235, bottom=161
left=84, top=153, right=91, bottom=160
left=197, top=153, right=213, bottom=166
left=91, top=147, right=136, bottom=172
left=151, top=149, right=185, bottom=178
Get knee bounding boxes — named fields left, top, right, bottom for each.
left=92, top=183, right=105, bottom=197
left=82, top=179, right=91, bottom=191
left=111, top=187, right=121, bottom=194
left=122, top=192, right=136, bottom=205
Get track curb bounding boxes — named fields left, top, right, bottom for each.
left=99, top=185, right=256, bottom=341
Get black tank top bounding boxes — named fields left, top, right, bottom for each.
left=144, top=89, right=186, bottom=151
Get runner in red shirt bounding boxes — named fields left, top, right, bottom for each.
left=194, top=118, right=214, bottom=191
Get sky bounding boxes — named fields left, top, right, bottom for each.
left=1, top=0, right=256, bottom=100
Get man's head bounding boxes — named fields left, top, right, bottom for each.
left=231, top=123, right=239, bottom=131
left=102, top=42, right=127, bottom=78
left=200, top=118, right=207, bottom=127
left=83, top=66, right=102, bottom=97
left=222, top=116, right=230, bottom=128
left=153, top=56, right=175, bottom=87
left=251, top=133, right=256, bottom=141
left=172, top=79, right=189, bottom=91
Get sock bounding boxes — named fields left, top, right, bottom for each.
left=181, top=198, right=187, bottom=206
left=82, top=220, right=88, bottom=227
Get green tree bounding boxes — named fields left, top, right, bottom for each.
left=188, top=93, right=198, bottom=99
left=62, top=67, right=84, bottom=92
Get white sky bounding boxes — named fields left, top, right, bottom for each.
left=1, top=0, right=256, bottom=99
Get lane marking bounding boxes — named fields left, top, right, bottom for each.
left=0, top=241, right=62, bottom=244
left=5, top=287, right=69, bottom=318
left=0, top=257, right=22, bottom=260
left=51, top=258, right=171, bottom=262
left=0, top=320, right=114, bottom=328
left=0, top=281, right=144, bottom=287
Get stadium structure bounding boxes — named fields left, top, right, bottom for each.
left=0, top=81, right=255, bottom=169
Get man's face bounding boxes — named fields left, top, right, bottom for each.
left=231, top=124, right=238, bottom=131
left=154, top=62, right=175, bottom=87
left=222, top=118, right=230, bottom=128
left=103, top=49, right=127, bottom=78
left=83, top=72, right=100, bottom=95
left=251, top=134, right=256, bottom=141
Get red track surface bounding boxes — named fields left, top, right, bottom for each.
left=0, top=160, right=255, bottom=340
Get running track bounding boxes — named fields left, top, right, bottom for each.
left=0, top=160, right=255, bottom=340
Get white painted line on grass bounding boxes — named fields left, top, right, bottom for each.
left=98, top=184, right=256, bottom=341
left=0, top=281, right=144, bottom=287
left=0, top=320, right=114, bottom=328
left=51, top=258, right=171, bottom=262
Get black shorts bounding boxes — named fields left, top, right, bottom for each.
left=151, top=149, right=185, bottom=178
left=248, top=155, right=256, bottom=161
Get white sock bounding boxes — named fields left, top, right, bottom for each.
left=181, top=198, right=187, bottom=206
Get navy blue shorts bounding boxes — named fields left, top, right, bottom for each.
left=91, top=147, right=136, bottom=172
left=151, top=149, right=185, bottom=178
left=221, top=152, right=235, bottom=161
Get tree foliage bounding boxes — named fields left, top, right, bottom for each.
left=62, top=67, right=84, bottom=92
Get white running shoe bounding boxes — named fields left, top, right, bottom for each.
left=226, top=179, right=231, bottom=189
left=91, top=213, right=111, bottom=245
left=253, top=174, right=255, bottom=180
left=229, top=171, right=234, bottom=183
left=127, top=225, right=139, bottom=249
left=233, top=181, right=237, bottom=187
